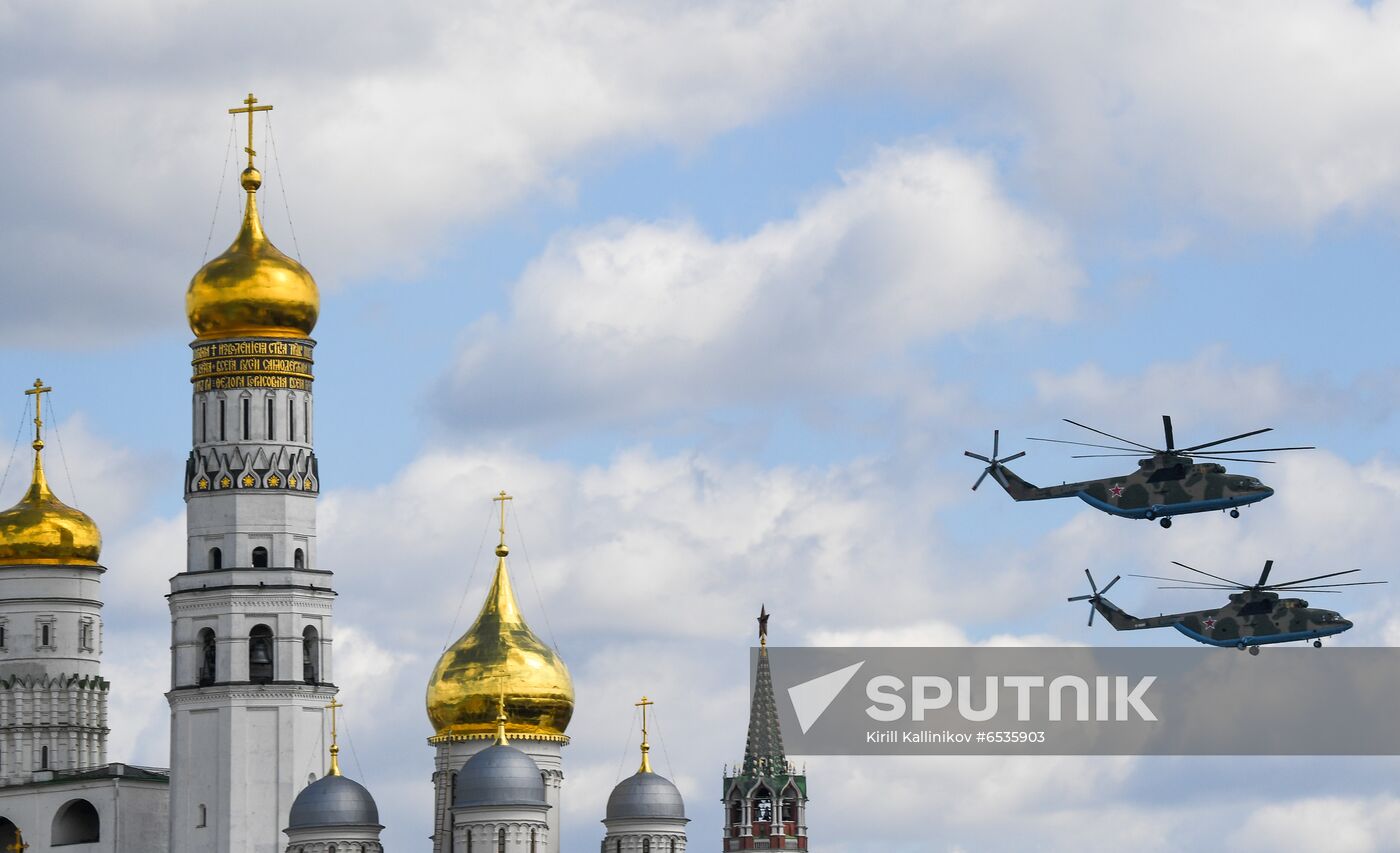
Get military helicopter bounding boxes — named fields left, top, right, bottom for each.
left=965, top=416, right=1313, bottom=528
left=1068, top=561, right=1384, bottom=654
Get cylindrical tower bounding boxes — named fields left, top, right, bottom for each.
left=0, top=380, right=109, bottom=785
left=167, top=93, right=338, bottom=853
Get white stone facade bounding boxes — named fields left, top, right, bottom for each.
left=433, top=738, right=564, bottom=853
left=0, top=563, right=108, bottom=786
left=451, top=808, right=549, bottom=853
left=170, top=337, right=338, bottom=853
left=0, top=765, right=169, bottom=851
left=285, top=823, right=385, bottom=853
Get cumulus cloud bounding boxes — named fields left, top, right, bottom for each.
left=435, top=144, right=1081, bottom=430
left=10, top=1, right=1400, bottom=344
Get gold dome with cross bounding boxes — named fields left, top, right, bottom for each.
left=186, top=93, right=319, bottom=340
left=0, top=380, right=101, bottom=567
left=426, top=492, right=574, bottom=740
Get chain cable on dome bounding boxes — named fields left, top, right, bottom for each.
left=511, top=510, right=563, bottom=656
left=443, top=504, right=497, bottom=651
left=651, top=703, right=677, bottom=781
left=43, top=395, right=79, bottom=505
left=0, top=397, right=31, bottom=498
left=613, top=705, right=639, bottom=785
left=340, top=705, right=371, bottom=786
left=201, top=116, right=238, bottom=263
left=266, top=114, right=304, bottom=263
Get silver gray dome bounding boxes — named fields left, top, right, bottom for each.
left=455, top=744, right=548, bottom=808
left=288, top=774, right=380, bottom=828
left=606, top=771, right=687, bottom=820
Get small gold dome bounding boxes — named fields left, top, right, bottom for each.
left=426, top=543, right=573, bottom=740
left=186, top=166, right=319, bottom=340
left=0, top=444, right=100, bottom=566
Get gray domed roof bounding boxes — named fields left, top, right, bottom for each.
left=455, top=744, right=548, bottom=808
left=288, top=774, right=381, bottom=829
left=606, top=771, right=687, bottom=820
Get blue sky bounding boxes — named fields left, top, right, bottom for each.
left=4, top=2, right=1400, bottom=850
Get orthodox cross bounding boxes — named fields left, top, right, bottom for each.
left=24, top=378, right=50, bottom=450
left=325, top=697, right=343, bottom=775
left=228, top=92, right=273, bottom=169
left=636, top=695, right=654, bottom=772
left=6, top=828, right=27, bottom=852
left=493, top=490, right=513, bottom=550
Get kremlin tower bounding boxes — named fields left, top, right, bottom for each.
left=167, top=93, right=339, bottom=853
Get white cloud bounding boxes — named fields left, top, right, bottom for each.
left=13, top=2, right=1400, bottom=344
left=436, top=144, right=1081, bottom=429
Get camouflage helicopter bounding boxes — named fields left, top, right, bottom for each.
left=965, top=416, right=1313, bottom=528
left=1068, top=561, right=1384, bottom=655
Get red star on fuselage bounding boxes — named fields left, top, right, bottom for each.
left=1108, top=484, right=1124, bottom=499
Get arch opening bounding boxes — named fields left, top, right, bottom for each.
left=52, top=798, right=100, bottom=844
left=249, top=624, right=274, bottom=683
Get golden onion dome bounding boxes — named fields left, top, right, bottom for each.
left=0, top=440, right=100, bottom=567
left=185, top=166, right=319, bottom=340
left=427, top=541, right=573, bottom=741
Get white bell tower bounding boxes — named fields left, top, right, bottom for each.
left=167, top=93, right=337, bottom=853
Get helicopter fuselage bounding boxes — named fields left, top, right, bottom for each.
left=997, top=454, right=1273, bottom=520
left=1093, top=590, right=1353, bottom=649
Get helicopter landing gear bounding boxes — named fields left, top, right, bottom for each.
left=1158, top=517, right=1172, bottom=529
left=1314, top=640, right=1323, bottom=648
left=1248, top=645, right=1260, bottom=656
left=1230, top=509, right=1240, bottom=519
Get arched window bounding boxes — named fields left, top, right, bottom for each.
left=294, top=548, right=305, bottom=569
left=531, top=828, right=538, bottom=853
left=466, top=829, right=472, bottom=852
left=219, top=398, right=227, bottom=442
left=729, top=799, right=742, bottom=825
left=302, top=626, right=320, bottom=683
left=241, top=397, right=250, bottom=440
left=782, top=796, right=796, bottom=821
left=249, top=625, right=274, bottom=683
left=670, top=840, right=677, bottom=853
left=198, top=628, right=217, bottom=686
left=0, top=819, right=17, bottom=851
left=251, top=547, right=269, bottom=568
left=265, top=396, right=274, bottom=440
left=208, top=547, right=222, bottom=571
left=289, top=397, right=296, bottom=442
left=498, top=827, right=506, bottom=853
left=41, top=624, right=50, bottom=647
left=40, top=746, right=48, bottom=770
left=754, top=787, right=774, bottom=822
left=643, top=839, right=650, bottom=853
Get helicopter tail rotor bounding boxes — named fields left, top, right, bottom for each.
left=964, top=430, right=1027, bottom=491
left=1068, top=569, right=1120, bottom=627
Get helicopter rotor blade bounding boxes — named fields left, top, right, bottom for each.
left=1084, top=568, right=1097, bottom=593
left=1274, top=582, right=1388, bottom=590
left=1129, top=573, right=1241, bottom=588
left=1099, top=575, right=1121, bottom=595
left=1170, top=560, right=1251, bottom=587
left=993, top=429, right=1000, bottom=459
left=1187, top=455, right=1277, bottom=464
left=972, top=468, right=990, bottom=491
left=1027, top=437, right=1148, bottom=453
left=1265, top=568, right=1361, bottom=587
left=1071, top=453, right=1158, bottom=459
left=1062, top=419, right=1159, bottom=452
left=1155, top=585, right=1253, bottom=590
left=1087, top=606, right=1095, bottom=627
left=1178, top=427, right=1273, bottom=453
left=1182, top=446, right=1315, bottom=454
left=1264, top=588, right=1342, bottom=594
left=1067, top=594, right=1095, bottom=602
left=964, top=450, right=992, bottom=463
left=1258, top=560, right=1273, bottom=587
left=1162, top=415, right=1175, bottom=452
left=1000, top=451, right=1027, bottom=464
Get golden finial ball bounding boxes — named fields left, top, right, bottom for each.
left=496, top=544, right=510, bottom=557
left=240, top=167, right=263, bottom=191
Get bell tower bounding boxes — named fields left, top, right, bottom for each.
left=167, top=93, right=337, bottom=853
